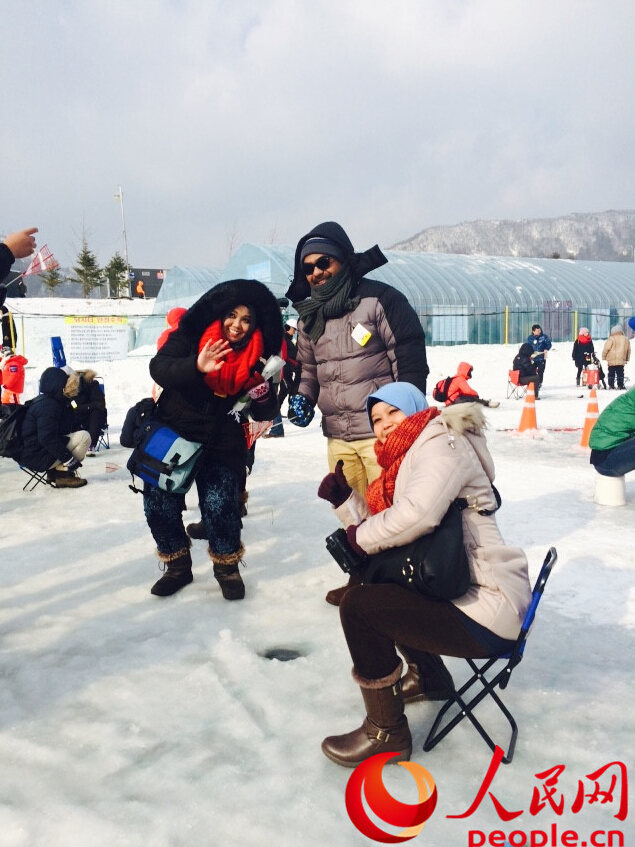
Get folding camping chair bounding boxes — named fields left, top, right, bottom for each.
left=19, top=465, right=55, bottom=492
left=423, top=546, right=557, bottom=764
left=506, top=369, right=528, bottom=400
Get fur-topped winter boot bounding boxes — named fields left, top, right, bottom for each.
left=321, top=662, right=412, bottom=768
left=210, top=544, right=245, bottom=601
left=151, top=548, right=193, bottom=596
left=398, top=646, right=455, bottom=704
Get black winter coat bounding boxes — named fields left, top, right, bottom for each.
left=0, top=244, right=15, bottom=283
left=149, top=279, right=282, bottom=475
left=74, top=374, right=106, bottom=420
left=572, top=339, right=595, bottom=368
left=17, top=368, right=77, bottom=471
left=512, top=344, right=539, bottom=379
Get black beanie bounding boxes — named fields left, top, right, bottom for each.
left=300, top=237, right=346, bottom=263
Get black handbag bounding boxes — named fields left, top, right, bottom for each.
left=362, top=486, right=501, bottom=601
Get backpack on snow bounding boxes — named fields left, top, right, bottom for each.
left=432, top=376, right=453, bottom=404
left=0, top=401, right=31, bottom=460
left=120, top=397, right=204, bottom=495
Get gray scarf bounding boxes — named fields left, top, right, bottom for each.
left=295, top=263, right=360, bottom=343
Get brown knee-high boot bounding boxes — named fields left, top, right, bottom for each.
left=151, top=547, right=193, bottom=596
left=321, top=662, right=412, bottom=767
left=210, top=544, right=245, bottom=601
left=398, top=646, right=455, bottom=704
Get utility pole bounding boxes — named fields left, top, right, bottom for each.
left=114, top=185, right=131, bottom=297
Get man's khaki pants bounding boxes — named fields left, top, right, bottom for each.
left=327, top=436, right=381, bottom=499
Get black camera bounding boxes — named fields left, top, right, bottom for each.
left=325, top=528, right=366, bottom=575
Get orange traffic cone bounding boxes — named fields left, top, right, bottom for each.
left=517, top=382, right=538, bottom=432
left=580, top=387, right=599, bottom=447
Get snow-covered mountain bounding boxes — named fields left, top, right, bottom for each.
left=391, top=209, right=635, bottom=261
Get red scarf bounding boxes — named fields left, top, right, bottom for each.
left=366, top=408, right=440, bottom=515
left=198, top=320, right=264, bottom=396
left=578, top=334, right=592, bottom=344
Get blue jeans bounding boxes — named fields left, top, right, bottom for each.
left=268, top=413, right=284, bottom=437
left=143, top=460, right=242, bottom=556
left=591, top=435, right=635, bottom=477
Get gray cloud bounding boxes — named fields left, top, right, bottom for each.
left=3, top=0, right=635, bottom=270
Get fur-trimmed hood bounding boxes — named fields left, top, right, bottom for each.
left=178, top=279, right=282, bottom=358
left=439, top=399, right=487, bottom=436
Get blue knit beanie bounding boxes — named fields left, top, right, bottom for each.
left=366, top=382, right=428, bottom=426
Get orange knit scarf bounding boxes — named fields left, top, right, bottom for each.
left=365, top=407, right=440, bottom=515
left=198, top=320, right=264, bottom=396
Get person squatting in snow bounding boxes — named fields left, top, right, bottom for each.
left=317, top=381, right=531, bottom=768
left=285, top=220, right=429, bottom=606
left=589, top=387, right=635, bottom=478
left=143, top=280, right=282, bottom=600
left=15, top=367, right=91, bottom=488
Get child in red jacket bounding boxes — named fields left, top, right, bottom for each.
left=433, top=361, right=499, bottom=408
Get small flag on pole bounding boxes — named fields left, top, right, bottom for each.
left=243, top=420, right=273, bottom=448
left=24, top=244, right=59, bottom=276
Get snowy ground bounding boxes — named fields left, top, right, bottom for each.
left=1, top=298, right=633, bottom=846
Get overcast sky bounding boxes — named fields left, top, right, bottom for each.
left=3, top=0, right=635, bottom=272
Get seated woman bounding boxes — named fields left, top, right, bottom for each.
left=144, top=279, right=282, bottom=600
left=73, top=369, right=107, bottom=453
left=317, top=381, right=531, bottom=767
left=512, top=343, right=541, bottom=398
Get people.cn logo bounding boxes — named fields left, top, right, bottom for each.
left=345, top=752, right=438, bottom=843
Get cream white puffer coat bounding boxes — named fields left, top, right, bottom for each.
left=601, top=332, right=631, bottom=367
left=334, top=403, right=531, bottom=640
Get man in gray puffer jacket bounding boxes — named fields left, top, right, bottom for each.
left=286, top=221, right=429, bottom=602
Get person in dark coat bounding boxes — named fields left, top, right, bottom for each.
left=285, top=221, right=429, bottom=606
left=526, top=324, right=552, bottom=386
left=16, top=367, right=90, bottom=488
left=572, top=327, right=595, bottom=386
left=144, top=279, right=282, bottom=600
left=279, top=318, right=301, bottom=405
left=1, top=296, right=18, bottom=351
left=512, top=343, right=541, bottom=398
left=72, top=369, right=108, bottom=451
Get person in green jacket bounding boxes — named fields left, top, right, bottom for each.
left=589, top=388, right=635, bottom=477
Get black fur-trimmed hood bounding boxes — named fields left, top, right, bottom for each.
left=178, top=279, right=283, bottom=358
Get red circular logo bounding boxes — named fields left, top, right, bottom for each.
left=345, top=752, right=438, bottom=842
